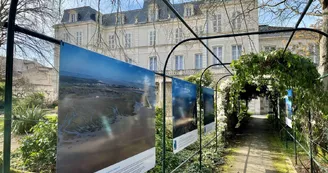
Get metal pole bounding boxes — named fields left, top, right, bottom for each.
left=294, top=127, right=297, bottom=165
left=162, top=76, right=166, bottom=173
left=198, top=78, right=202, bottom=171
left=198, top=63, right=229, bottom=170
left=309, top=110, right=314, bottom=173
left=286, top=126, right=288, bottom=148
left=3, top=0, right=19, bottom=172
left=215, top=88, right=218, bottom=152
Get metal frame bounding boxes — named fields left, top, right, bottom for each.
left=198, top=63, right=230, bottom=170
left=4, top=0, right=328, bottom=172
left=214, top=75, right=232, bottom=151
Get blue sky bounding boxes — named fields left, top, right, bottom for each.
left=60, top=42, right=155, bottom=85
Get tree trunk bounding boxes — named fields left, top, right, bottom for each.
left=320, top=0, right=328, bottom=89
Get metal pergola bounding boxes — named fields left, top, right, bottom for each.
left=3, top=0, right=328, bottom=172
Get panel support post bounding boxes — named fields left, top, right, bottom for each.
left=294, top=128, right=297, bottom=165
left=215, top=88, right=218, bottom=152
left=162, top=75, right=166, bottom=173
left=309, top=110, right=314, bottom=173
left=3, top=0, right=19, bottom=172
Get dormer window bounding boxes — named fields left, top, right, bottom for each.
left=148, top=4, right=159, bottom=22
left=96, top=12, right=102, bottom=25
left=184, top=4, right=194, bottom=17
left=116, top=13, right=125, bottom=25
left=69, top=10, right=77, bottom=22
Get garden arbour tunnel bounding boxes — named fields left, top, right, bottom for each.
left=3, top=0, right=328, bottom=172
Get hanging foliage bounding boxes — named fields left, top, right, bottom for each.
left=220, top=49, right=328, bottom=156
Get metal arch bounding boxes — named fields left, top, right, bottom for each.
left=214, top=74, right=233, bottom=151
left=3, top=0, right=328, bottom=171
left=198, top=63, right=231, bottom=170
left=161, top=27, right=328, bottom=172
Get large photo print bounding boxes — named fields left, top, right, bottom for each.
left=172, top=78, right=198, bottom=153
left=203, top=87, right=215, bottom=134
left=57, top=43, right=156, bottom=173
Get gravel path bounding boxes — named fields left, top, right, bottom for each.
left=227, top=115, right=296, bottom=173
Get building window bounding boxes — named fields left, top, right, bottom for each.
left=76, top=32, right=82, bottom=45
left=195, top=53, right=202, bottom=69
left=308, top=43, right=319, bottom=64
left=63, top=33, right=69, bottom=42
left=109, top=35, right=115, bottom=49
left=175, top=55, right=184, bottom=70
left=149, top=30, right=156, bottom=46
left=264, top=46, right=276, bottom=52
left=124, top=33, right=131, bottom=48
left=195, top=26, right=204, bottom=35
left=213, top=46, right=223, bottom=66
left=232, top=45, right=242, bottom=60
left=149, top=56, right=157, bottom=71
left=126, top=57, right=133, bottom=64
left=175, top=28, right=183, bottom=43
left=70, top=13, right=76, bottom=22
left=212, top=14, right=221, bottom=33
left=185, top=7, right=192, bottom=17
left=148, top=5, right=158, bottom=22
left=116, top=14, right=125, bottom=25
left=232, top=11, right=242, bottom=30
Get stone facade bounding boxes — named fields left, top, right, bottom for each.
left=0, top=57, right=57, bottom=102
left=53, top=0, right=319, bottom=114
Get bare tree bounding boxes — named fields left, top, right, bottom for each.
left=0, top=0, right=60, bottom=64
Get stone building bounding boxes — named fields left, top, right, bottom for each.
left=0, top=57, right=57, bottom=102
left=53, top=0, right=319, bottom=114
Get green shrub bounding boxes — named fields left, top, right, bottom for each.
left=12, top=105, right=46, bottom=134
left=267, top=113, right=275, bottom=124
left=21, top=93, right=45, bottom=108
left=20, top=117, right=57, bottom=172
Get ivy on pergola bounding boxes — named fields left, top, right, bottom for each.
left=221, top=50, right=328, bottom=132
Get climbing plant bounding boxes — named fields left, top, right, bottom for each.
left=220, top=49, right=328, bottom=156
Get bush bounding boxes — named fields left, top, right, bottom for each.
left=22, top=93, right=46, bottom=108
left=20, top=117, right=57, bottom=172
left=12, top=105, right=46, bottom=134
left=14, top=92, right=46, bottom=109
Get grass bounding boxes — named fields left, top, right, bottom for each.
left=267, top=133, right=296, bottom=173
left=0, top=117, right=4, bottom=132
left=218, top=147, right=238, bottom=172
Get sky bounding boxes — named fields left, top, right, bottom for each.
left=60, top=42, right=155, bottom=85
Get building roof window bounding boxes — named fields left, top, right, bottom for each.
left=116, top=13, right=125, bottom=25
left=148, top=3, right=159, bottom=22
left=69, top=10, right=77, bottom=23
left=184, top=4, right=194, bottom=17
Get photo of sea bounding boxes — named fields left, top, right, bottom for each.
left=203, top=87, right=214, bottom=126
left=57, top=43, right=156, bottom=173
left=172, top=78, right=197, bottom=138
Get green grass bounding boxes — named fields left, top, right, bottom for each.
left=267, top=134, right=296, bottom=172
left=0, top=117, right=4, bottom=132
left=218, top=147, right=238, bottom=172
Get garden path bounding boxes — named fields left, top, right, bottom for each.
left=225, top=115, right=296, bottom=173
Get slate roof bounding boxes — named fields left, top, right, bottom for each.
left=259, top=25, right=293, bottom=36
left=61, top=0, right=204, bottom=26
